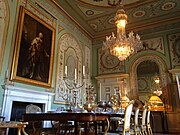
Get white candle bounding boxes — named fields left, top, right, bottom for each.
left=65, top=66, right=67, bottom=76
left=114, top=88, right=116, bottom=95
left=100, top=83, right=102, bottom=101
left=83, top=65, right=85, bottom=77
left=75, top=68, right=77, bottom=82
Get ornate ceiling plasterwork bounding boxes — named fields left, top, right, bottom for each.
left=79, top=0, right=140, bottom=7
left=53, top=0, right=180, bottom=38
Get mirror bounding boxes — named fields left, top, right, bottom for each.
left=130, top=55, right=172, bottom=111
left=137, top=60, right=164, bottom=111
left=137, top=60, right=161, bottom=102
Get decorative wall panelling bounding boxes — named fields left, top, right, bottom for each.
left=98, top=48, right=125, bottom=75
left=95, top=74, right=128, bottom=101
left=55, top=34, right=83, bottom=104
left=0, top=0, right=8, bottom=74
left=168, top=33, right=180, bottom=68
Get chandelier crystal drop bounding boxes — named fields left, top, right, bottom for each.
left=102, top=7, right=142, bottom=61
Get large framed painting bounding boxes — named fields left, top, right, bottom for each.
left=11, top=6, right=55, bottom=88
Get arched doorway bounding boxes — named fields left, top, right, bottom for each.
left=130, top=54, right=172, bottom=111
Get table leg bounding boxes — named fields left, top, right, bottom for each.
left=17, top=128, right=21, bottom=135
left=0, top=129, right=6, bottom=135
left=94, top=121, right=97, bottom=135
left=104, top=118, right=109, bottom=135
left=74, top=121, right=78, bottom=135
left=22, top=127, right=28, bottom=135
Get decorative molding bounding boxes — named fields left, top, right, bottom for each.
left=85, top=46, right=91, bottom=84
left=24, top=2, right=54, bottom=26
left=98, top=48, right=125, bottom=74
left=169, top=69, right=180, bottom=82
left=168, top=33, right=180, bottom=68
left=55, top=33, right=83, bottom=104
left=138, top=22, right=180, bottom=36
left=58, top=24, right=64, bottom=33
left=0, top=0, right=8, bottom=74
left=95, top=73, right=128, bottom=101
left=140, top=37, right=164, bottom=54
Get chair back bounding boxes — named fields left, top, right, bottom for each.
left=146, top=108, right=153, bottom=135
left=26, top=104, right=41, bottom=113
left=142, top=105, right=148, bottom=127
left=147, top=109, right=151, bottom=126
left=134, top=107, right=140, bottom=129
left=123, top=100, right=134, bottom=134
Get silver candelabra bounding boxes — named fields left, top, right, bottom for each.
left=59, top=66, right=86, bottom=112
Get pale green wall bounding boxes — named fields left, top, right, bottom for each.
left=0, top=0, right=92, bottom=113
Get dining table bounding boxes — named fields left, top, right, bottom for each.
left=22, top=111, right=118, bottom=135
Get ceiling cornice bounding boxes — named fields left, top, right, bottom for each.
left=51, top=0, right=93, bottom=39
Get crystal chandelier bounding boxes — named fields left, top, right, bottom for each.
left=102, top=5, right=142, bottom=61
left=153, top=75, right=162, bottom=96
left=154, top=75, right=160, bottom=84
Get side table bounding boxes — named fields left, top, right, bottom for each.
left=0, top=121, right=28, bottom=135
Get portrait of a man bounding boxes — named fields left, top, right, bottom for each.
left=12, top=7, right=55, bottom=87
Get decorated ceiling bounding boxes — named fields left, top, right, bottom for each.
left=53, top=0, right=180, bottom=38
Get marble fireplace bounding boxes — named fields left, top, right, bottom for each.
left=1, top=85, right=54, bottom=126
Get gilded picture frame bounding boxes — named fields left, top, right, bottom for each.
left=11, top=6, right=55, bottom=88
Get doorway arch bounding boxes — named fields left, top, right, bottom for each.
left=130, top=54, right=172, bottom=111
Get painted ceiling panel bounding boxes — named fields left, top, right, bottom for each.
left=54, top=0, right=180, bottom=38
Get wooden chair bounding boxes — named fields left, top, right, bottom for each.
left=140, top=105, right=148, bottom=135
left=25, top=104, right=42, bottom=134
left=146, top=108, right=152, bottom=135
left=50, top=107, right=74, bottom=134
left=99, top=100, right=135, bottom=135
left=25, top=104, right=57, bottom=135
left=26, top=104, right=42, bottom=113
left=130, top=107, right=141, bottom=135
